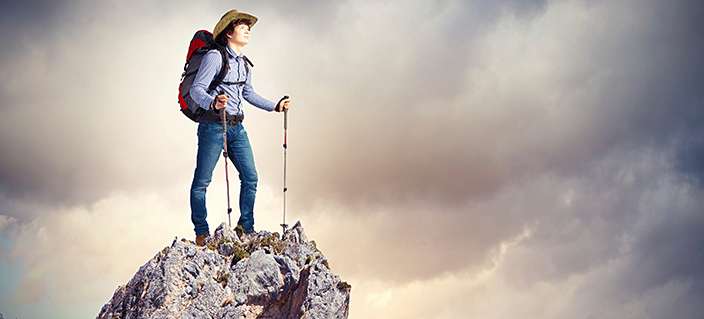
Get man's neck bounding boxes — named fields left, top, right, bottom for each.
left=228, top=42, right=244, bottom=56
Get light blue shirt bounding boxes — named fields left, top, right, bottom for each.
left=189, top=45, right=276, bottom=115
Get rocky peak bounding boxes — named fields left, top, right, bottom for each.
left=97, top=221, right=350, bottom=318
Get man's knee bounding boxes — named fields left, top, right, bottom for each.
left=191, top=174, right=213, bottom=191
left=242, top=169, right=258, bottom=186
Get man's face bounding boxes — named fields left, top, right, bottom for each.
left=229, top=22, right=251, bottom=46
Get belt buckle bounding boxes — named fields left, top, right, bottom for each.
left=227, top=115, right=242, bottom=125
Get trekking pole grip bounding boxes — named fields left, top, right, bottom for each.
left=281, top=95, right=289, bottom=129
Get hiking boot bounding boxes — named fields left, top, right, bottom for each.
left=195, top=233, right=209, bottom=247
left=235, top=224, right=255, bottom=240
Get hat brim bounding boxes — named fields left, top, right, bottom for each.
left=213, top=11, right=259, bottom=40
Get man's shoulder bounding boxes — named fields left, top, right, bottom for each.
left=201, top=49, right=224, bottom=66
left=204, top=49, right=223, bottom=58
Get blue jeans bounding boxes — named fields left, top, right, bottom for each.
left=190, top=121, right=259, bottom=235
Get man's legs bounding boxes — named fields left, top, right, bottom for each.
left=226, top=122, right=259, bottom=233
left=190, top=122, right=223, bottom=236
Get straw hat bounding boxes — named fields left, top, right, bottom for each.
left=213, top=9, right=258, bottom=39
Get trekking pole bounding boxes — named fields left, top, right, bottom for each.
left=219, top=91, right=233, bottom=227
left=280, top=96, right=290, bottom=236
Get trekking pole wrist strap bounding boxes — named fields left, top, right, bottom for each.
left=275, top=95, right=289, bottom=112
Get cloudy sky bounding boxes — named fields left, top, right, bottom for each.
left=1, top=0, right=703, bottom=318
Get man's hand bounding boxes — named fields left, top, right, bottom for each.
left=276, top=96, right=292, bottom=112
left=212, top=94, right=228, bottom=110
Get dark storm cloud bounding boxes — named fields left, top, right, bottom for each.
left=0, top=0, right=117, bottom=212
left=677, top=131, right=704, bottom=187
left=667, top=0, right=704, bottom=187
left=281, top=0, right=704, bottom=215
left=628, top=203, right=704, bottom=293
left=0, top=0, right=65, bottom=110
left=0, top=1, right=65, bottom=47
left=0, top=0, right=92, bottom=212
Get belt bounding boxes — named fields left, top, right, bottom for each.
left=223, top=113, right=244, bottom=125
left=199, top=110, right=244, bottom=125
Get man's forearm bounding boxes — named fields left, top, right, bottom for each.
left=243, top=89, right=276, bottom=111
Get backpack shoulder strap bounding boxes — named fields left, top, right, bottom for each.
left=243, top=55, right=254, bottom=81
left=207, top=47, right=229, bottom=93
left=221, top=54, right=255, bottom=86
left=243, top=55, right=254, bottom=68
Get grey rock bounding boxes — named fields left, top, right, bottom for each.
left=213, top=222, right=240, bottom=244
left=218, top=242, right=235, bottom=256
left=97, top=221, right=350, bottom=319
left=184, top=261, right=200, bottom=278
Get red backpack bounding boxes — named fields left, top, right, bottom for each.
left=178, top=30, right=252, bottom=122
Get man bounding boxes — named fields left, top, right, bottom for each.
left=189, top=9, right=292, bottom=246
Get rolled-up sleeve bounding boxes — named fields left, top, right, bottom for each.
left=242, top=67, right=276, bottom=112
left=189, top=50, right=221, bottom=110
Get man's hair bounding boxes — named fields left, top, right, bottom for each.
left=215, top=19, right=253, bottom=47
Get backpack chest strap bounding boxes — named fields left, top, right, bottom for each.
left=221, top=80, right=247, bottom=86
